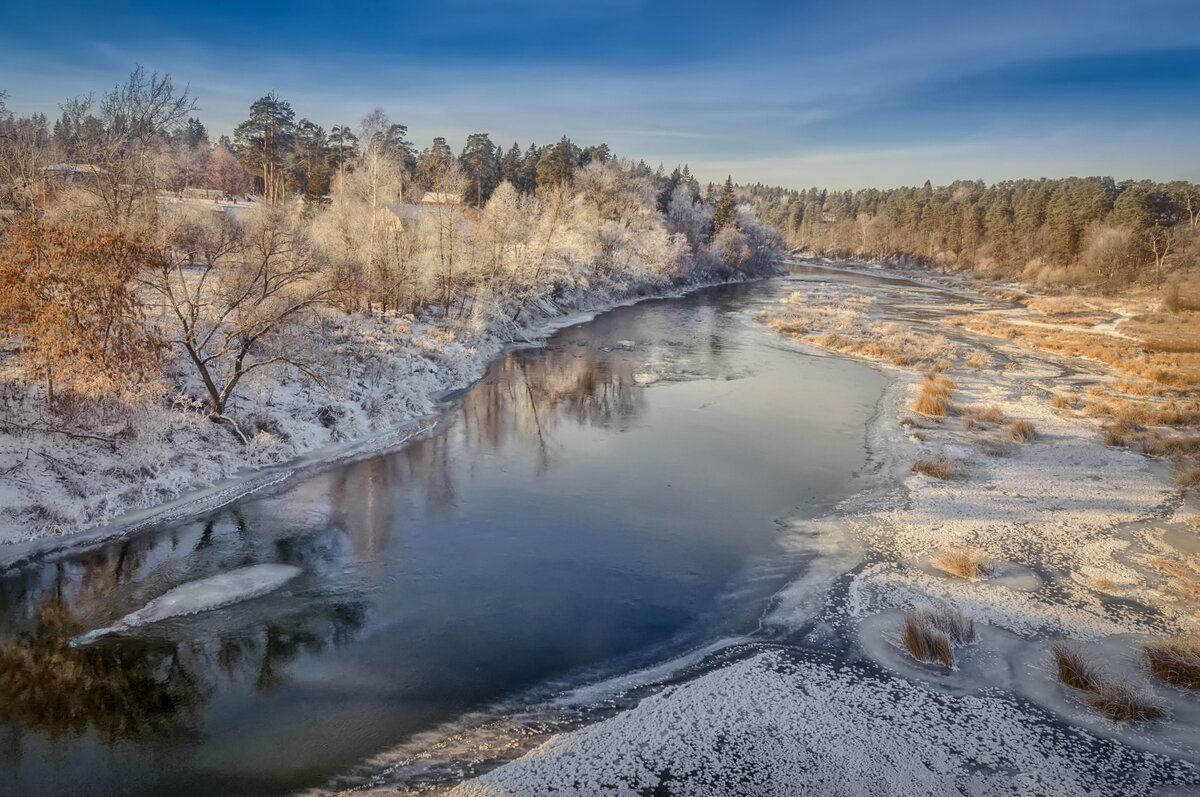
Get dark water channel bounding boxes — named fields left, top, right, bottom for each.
left=0, top=275, right=886, bottom=796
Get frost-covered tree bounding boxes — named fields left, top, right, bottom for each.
left=144, top=205, right=332, bottom=440
left=0, top=96, right=53, bottom=213
left=203, top=146, right=249, bottom=198
left=315, top=127, right=413, bottom=314
left=55, top=66, right=197, bottom=227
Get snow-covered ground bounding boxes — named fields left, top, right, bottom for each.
left=429, top=264, right=1200, bottom=796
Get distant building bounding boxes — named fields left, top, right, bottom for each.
left=419, top=191, right=463, bottom=206
left=43, top=163, right=109, bottom=185
left=386, top=202, right=479, bottom=235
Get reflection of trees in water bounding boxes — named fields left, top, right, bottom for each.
left=0, top=525, right=368, bottom=748
left=0, top=596, right=204, bottom=744
left=460, top=350, right=645, bottom=461
left=0, top=591, right=367, bottom=747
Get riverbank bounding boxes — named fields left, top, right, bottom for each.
left=0, top=267, right=775, bottom=554
left=436, top=263, right=1200, bottom=796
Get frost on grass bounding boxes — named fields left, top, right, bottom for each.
left=931, top=547, right=995, bottom=580
left=450, top=651, right=1198, bottom=797
left=1085, top=682, right=1165, bottom=723
left=911, top=456, right=954, bottom=480
left=1050, top=641, right=1104, bottom=692
left=761, top=287, right=958, bottom=370
left=902, top=606, right=975, bottom=668
left=1143, top=638, right=1200, bottom=690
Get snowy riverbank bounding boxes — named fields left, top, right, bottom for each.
left=0, top=272, right=768, bottom=555
left=431, top=264, right=1200, bottom=796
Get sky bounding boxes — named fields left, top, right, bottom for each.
left=1, top=0, right=1198, bottom=190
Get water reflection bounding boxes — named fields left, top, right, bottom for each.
left=0, top=522, right=369, bottom=749
left=0, top=596, right=204, bottom=744
left=460, top=351, right=645, bottom=471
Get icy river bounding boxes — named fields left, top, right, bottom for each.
left=0, top=272, right=891, bottom=796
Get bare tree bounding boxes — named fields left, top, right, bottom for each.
left=143, top=205, right=332, bottom=441
left=60, top=66, right=197, bottom=227
left=0, top=93, right=54, bottom=212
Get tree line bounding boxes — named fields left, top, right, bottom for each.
left=749, top=177, right=1199, bottom=292
left=0, top=68, right=778, bottom=443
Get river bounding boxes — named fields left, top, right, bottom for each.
left=0, top=272, right=890, bottom=796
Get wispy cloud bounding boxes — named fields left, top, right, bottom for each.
left=1, top=0, right=1197, bottom=188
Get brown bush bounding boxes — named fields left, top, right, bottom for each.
left=955, top=403, right=1007, bottom=425
left=904, top=616, right=954, bottom=668
left=1049, top=393, right=1073, bottom=410
left=965, top=351, right=989, bottom=369
left=924, top=373, right=957, bottom=395
left=1176, top=464, right=1200, bottom=490
left=912, top=391, right=950, bottom=416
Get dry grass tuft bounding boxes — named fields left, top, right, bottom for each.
left=912, top=456, right=954, bottom=479
left=1085, top=682, right=1165, bottom=722
left=902, top=606, right=976, bottom=668
left=965, top=350, right=989, bottom=369
left=922, top=606, right=976, bottom=645
left=1176, top=464, right=1200, bottom=490
left=924, top=373, right=957, bottom=395
left=1142, top=638, right=1200, bottom=690
left=1049, top=393, right=1073, bottom=410
left=1050, top=641, right=1103, bottom=692
left=955, top=403, right=1007, bottom=425
left=932, top=548, right=996, bottom=580
left=1104, top=427, right=1128, bottom=447
left=1112, top=378, right=1168, bottom=398
left=912, top=390, right=950, bottom=417
left=1151, top=558, right=1200, bottom=600
left=904, top=615, right=954, bottom=668
left=1007, top=420, right=1036, bottom=443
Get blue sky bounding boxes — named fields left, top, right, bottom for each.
left=2, top=0, right=1198, bottom=189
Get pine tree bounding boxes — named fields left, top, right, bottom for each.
left=536, top=136, right=579, bottom=190
left=460, top=132, right=498, bottom=207
left=712, top=176, right=737, bottom=238
left=500, top=142, right=522, bottom=187
left=233, top=93, right=296, bottom=204
left=518, top=143, right=540, bottom=194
